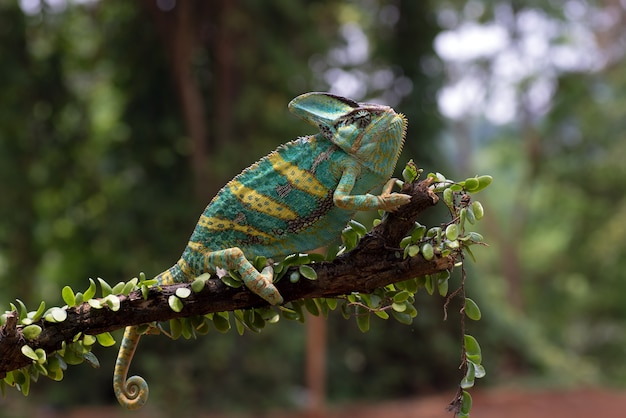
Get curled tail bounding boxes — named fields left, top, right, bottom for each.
left=114, top=326, right=149, bottom=409
left=113, top=262, right=185, bottom=409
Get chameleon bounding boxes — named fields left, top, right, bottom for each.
left=113, top=91, right=410, bottom=409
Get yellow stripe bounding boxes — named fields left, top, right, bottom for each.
left=176, top=258, right=192, bottom=276
left=229, top=180, right=298, bottom=220
left=268, top=152, right=328, bottom=198
left=197, top=215, right=276, bottom=241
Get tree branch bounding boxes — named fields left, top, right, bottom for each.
left=0, top=178, right=454, bottom=375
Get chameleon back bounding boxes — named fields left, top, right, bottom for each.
left=181, top=134, right=381, bottom=276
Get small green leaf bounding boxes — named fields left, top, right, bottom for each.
left=34, top=348, right=47, bottom=364
left=374, top=310, right=390, bottom=320
left=473, top=362, right=486, bottom=378
left=392, top=302, right=407, bottom=312
left=402, top=160, right=419, bottom=183
left=168, top=295, right=184, bottom=312
left=411, top=223, right=426, bottom=241
left=83, top=335, right=97, bottom=346
left=421, top=243, right=434, bottom=260
left=88, top=298, right=103, bottom=309
left=83, top=278, right=97, bottom=301
left=213, top=312, right=230, bottom=333
left=16, top=371, right=30, bottom=396
left=467, top=231, right=484, bottom=242
left=221, top=274, right=243, bottom=288
left=464, top=245, right=477, bottom=262
left=443, top=187, right=454, bottom=207
left=465, top=205, right=476, bottom=224
left=111, top=281, right=126, bottom=294
left=356, top=306, right=370, bottom=332
left=471, top=200, right=484, bottom=220
left=21, top=345, right=38, bottom=361
left=464, top=177, right=479, bottom=191
left=253, top=256, right=267, bottom=271
left=438, top=277, right=449, bottom=296
left=15, top=299, right=28, bottom=321
left=22, top=325, right=42, bottom=340
left=191, top=278, right=206, bottom=293
left=121, top=281, right=136, bottom=296
left=175, top=287, right=192, bottom=299
left=391, top=310, right=413, bottom=325
left=303, top=298, right=320, bottom=316
left=348, top=219, right=368, bottom=236
left=96, top=332, right=116, bottom=347
left=407, top=245, right=420, bottom=257
left=341, top=227, right=358, bottom=250
left=461, top=390, right=473, bottom=415
left=103, top=295, right=121, bottom=311
left=29, top=301, right=46, bottom=323
left=464, top=334, right=482, bottom=364
left=299, top=265, right=317, bottom=280
left=74, top=292, right=84, bottom=305
left=98, top=278, right=112, bottom=297
left=464, top=298, right=482, bottom=320
left=169, top=319, right=182, bottom=339
left=424, top=275, right=434, bottom=295
left=398, top=278, right=418, bottom=293
left=44, top=308, right=67, bottom=323
left=61, top=287, right=76, bottom=307
left=461, top=361, right=476, bottom=389
left=83, top=352, right=100, bottom=368
left=393, top=291, right=410, bottom=304
left=474, top=175, right=493, bottom=192
left=445, top=224, right=458, bottom=241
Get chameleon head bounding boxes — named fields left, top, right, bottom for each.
left=288, top=92, right=407, bottom=179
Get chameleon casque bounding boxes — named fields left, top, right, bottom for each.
left=113, top=92, right=410, bottom=409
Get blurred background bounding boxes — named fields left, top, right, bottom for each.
left=1, top=0, right=625, bottom=416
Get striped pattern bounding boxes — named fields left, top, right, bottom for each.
left=268, top=152, right=327, bottom=198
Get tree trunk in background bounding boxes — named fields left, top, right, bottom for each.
left=306, top=314, right=327, bottom=418
left=143, top=1, right=211, bottom=200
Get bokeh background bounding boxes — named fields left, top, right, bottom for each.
left=1, top=0, right=625, bottom=416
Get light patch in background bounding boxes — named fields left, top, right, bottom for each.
left=433, top=2, right=620, bottom=125
left=20, top=0, right=98, bottom=15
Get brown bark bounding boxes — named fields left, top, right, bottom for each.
left=0, top=179, right=454, bottom=375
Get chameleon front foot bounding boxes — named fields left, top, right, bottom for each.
left=376, top=178, right=411, bottom=212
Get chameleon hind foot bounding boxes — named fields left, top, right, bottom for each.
left=241, top=265, right=283, bottom=305
left=207, top=248, right=283, bottom=305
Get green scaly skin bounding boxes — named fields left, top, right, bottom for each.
left=113, top=92, right=410, bottom=409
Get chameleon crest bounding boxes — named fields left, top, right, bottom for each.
left=114, top=92, right=409, bottom=409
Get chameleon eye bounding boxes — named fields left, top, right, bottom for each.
left=353, top=110, right=371, bottom=129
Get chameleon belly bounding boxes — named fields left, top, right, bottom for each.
left=113, top=91, right=409, bottom=409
